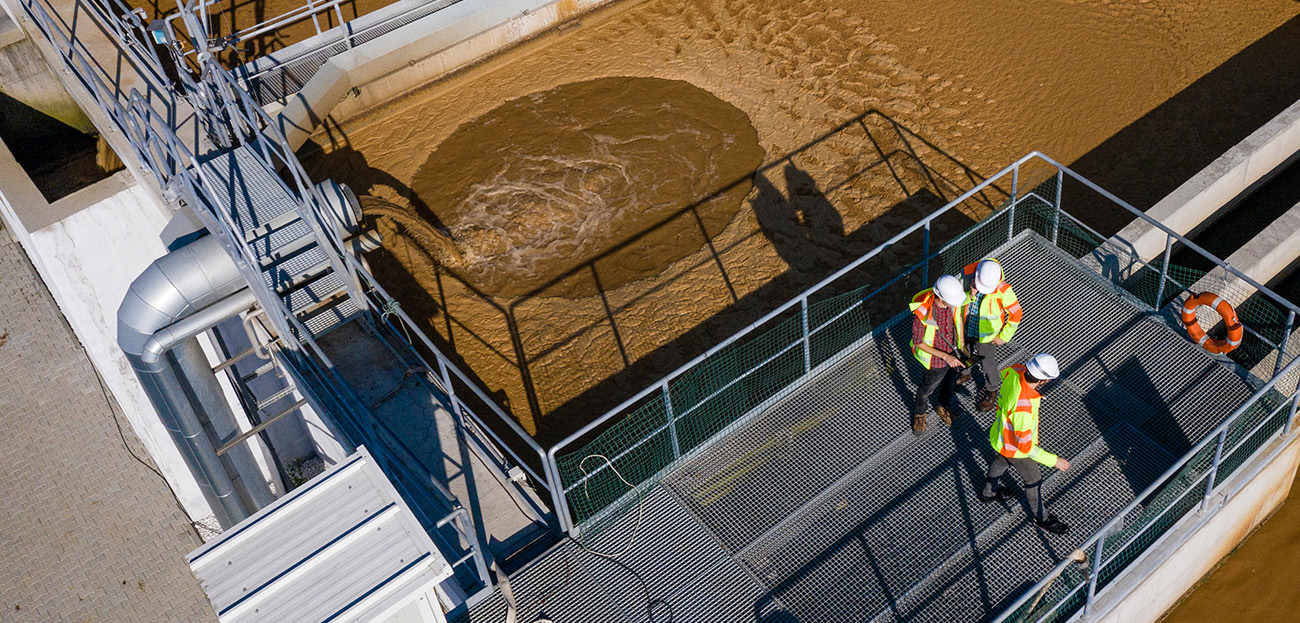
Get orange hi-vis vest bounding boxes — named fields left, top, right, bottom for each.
left=962, top=261, right=1023, bottom=344
left=909, top=288, right=965, bottom=369
left=989, top=364, right=1058, bottom=466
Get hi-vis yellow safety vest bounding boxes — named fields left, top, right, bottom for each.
left=989, top=365, right=1058, bottom=466
left=909, top=288, right=965, bottom=370
left=962, top=261, right=1023, bottom=344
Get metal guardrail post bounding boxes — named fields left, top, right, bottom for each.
left=921, top=220, right=931, bottom=286
left=1275, top=311, right=1295, bottom=379
left=1050, top=169, right=1063, bottom=244
left=545, top=447, right=575, bottom=534
left=1006, top=165, right=1019, bottom=242
left=662, top=385, right=681, bottom=459
left=1200, top=428, right=1228, bottom=513
left=438, top=509, right=490, bottom=586
left=801, top=298, right=812, bottom=373
left=1285, top=390, right=1300, bottom=437
left=1083, top=535, right=1105, bottom=615
left=1155, top=233, right=1174, bottom=310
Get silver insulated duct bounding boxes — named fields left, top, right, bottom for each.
left=118, top=233, right=261, bottom=527
left=118, top=180, right=366, bottom=528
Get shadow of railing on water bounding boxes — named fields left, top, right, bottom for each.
left=302, top=109, right=1007, bottom=449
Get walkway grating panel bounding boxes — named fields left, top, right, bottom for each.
left=463, top=233, right=1255, bottom=623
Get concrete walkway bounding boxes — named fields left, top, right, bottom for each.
left=0, top=230, right=214, bottom=621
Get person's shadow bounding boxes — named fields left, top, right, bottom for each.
left=753, top=162, right=846, bottom=274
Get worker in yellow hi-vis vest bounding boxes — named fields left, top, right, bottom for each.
left=908, top=275, right=968, bottom=436
left=958, top=258, right=1023, bottom=412
left=979, top=353, right=1072, bottom=535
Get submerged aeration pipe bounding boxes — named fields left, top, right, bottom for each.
left=117, top=180, right=370, bottom=527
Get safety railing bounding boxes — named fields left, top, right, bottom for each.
left=993, top=359, right=1300, bottom=623
left=19, top=0, right=369, bottom=351
left=164, top=0, right=359, bottom=58
left=542, top=151, right=1300, bottom=587
left=228, top=0, right=465, bottom=104
left=336, top=250, right=567, bottom=521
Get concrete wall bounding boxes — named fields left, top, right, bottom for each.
left=1086, top=427, right=1300, bottom=623
left=1111, top=98, right=1300, bottom=264
left=0, top=11, right=93, bottom=133
left=275, top=0, right=619, bottom=149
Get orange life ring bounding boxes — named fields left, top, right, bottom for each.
left=1180, top=292, right=1243, bottom=355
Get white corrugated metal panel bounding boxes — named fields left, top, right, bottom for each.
left=187, top=446, right=453, bottom=623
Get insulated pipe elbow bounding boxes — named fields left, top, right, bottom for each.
left=118, top=234, right=244, bottom=365
left=137, top=288, right=260, bottom=372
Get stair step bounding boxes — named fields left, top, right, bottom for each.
left=300, top=296, right=360, bottom=337
left=197, top=143, right=300, bottom=235
left=243, top=211, right=306, bottom=245
left=239, top=360, right=278, bottom=384
left=284, top=271, right=361, bottom=336
left=257, top=233, right=318, bottom=269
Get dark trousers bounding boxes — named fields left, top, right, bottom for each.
left=971, top=340, right=1002, bottom=397
left=914, top=365, right=958, bottom=415
left=984, top=454, right=1050, bottom=521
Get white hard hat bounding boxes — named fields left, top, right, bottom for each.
left=975, top=259, right=1003, bottom=295
left=935, top=275, right=966, bottom=307
left=1026, top=353, right=1060, bottom=381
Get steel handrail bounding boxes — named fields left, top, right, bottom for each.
left=546, top=152, right=1035, bottom=458
left=1032, top=152, right=1300, bottom=318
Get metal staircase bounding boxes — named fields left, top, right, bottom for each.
left=197, top=143, right=363, bottom=340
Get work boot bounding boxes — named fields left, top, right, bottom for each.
left=1035, top=515, right=1070, bottom=535
left=955, top=369, right=972, bottom=385
left=978, top=392, right=997, bottom=412
left=936, top=405, right=954, bottom=427
left=912, top=412, right=927, bottom=436
left=978, top=485, right=1012, bottom=503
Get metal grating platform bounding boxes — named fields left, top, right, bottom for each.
left=457, top=233, right=1254, bottom=623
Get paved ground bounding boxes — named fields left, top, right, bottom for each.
left=0, top=230, right=215, bottom=621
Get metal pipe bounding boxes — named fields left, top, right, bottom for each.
left=140, top=289, right=259, bottom=369
left=1050, top=169, right=1063, bottom=243
left=1201, top=428, right=1228, bottom=513
left=921, top=220, right=931, bottom=286
left=1286, top=390, right=1300, bottom=437
left=1084, top=537, right=1105, bottom=615
left=801, top=298, right=812, bottom=373
left=1006, top=164, right=1019, bottom=242
left=663, top=385, right=681, bottom=459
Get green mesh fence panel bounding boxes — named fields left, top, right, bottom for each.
left=1097, top=440, right=1217, bottom=585
left=1216, top=390, right=1290, bottom=484
left=671, top=314, right=806, bottom=454
left=808, top=288, right=875, bottom=369
left=555, top=395, right=674, bottom=531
